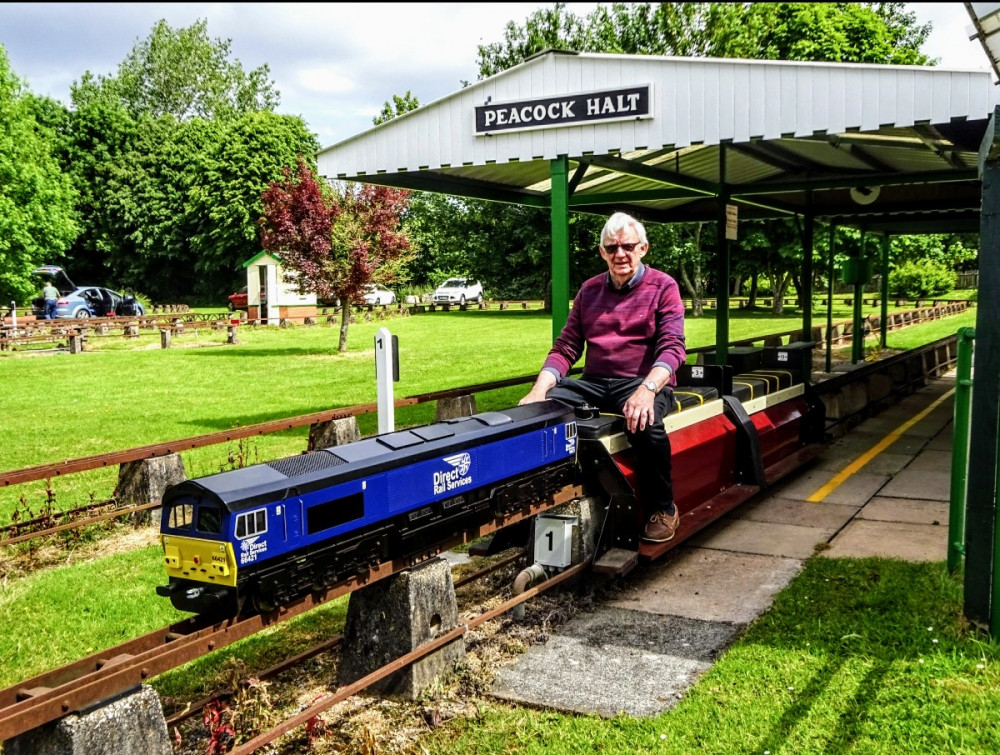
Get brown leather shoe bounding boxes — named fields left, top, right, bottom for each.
left=643, top=506, right=680, bottom=543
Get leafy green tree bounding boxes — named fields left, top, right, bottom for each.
left=374, top=91, right=421, bottom=126
left=647, top=222, right=713, bottom=315
left=71, top=18, right=279, bottom=121
left=478, top=3, right=930, bottom=75
left=186, top=112, right=321, bottom=296
left=55, top=19, right=315, bottom=303
left=889, top=260, right=956, bottom=298
left=0, top=46, right=78, bottom=304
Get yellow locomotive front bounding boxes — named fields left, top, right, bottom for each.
left=157, top=495, right=239, bottom=614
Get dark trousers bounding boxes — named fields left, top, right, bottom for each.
left=547, top=376, right=674, bottom=514
left=44, top=299, right=57, bottom=319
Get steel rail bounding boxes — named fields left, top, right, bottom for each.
left=0, top=484, right=582, bottom=742
left=163, top=548, right=528, bottom=727
left=231, top=559, right=590, bottom=754
left=0, top=501, right=159, bottom=547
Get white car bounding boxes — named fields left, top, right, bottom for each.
left=432, top=277, right=484, bottom=305
left=360, top=284, right=396, bottom=305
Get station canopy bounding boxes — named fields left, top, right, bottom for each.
left=317, top=51, right=998, bottom=235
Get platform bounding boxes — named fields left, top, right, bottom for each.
left=491, top=372, right=958, bottom=717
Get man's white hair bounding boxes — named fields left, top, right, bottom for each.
left=601, top=212, right=647, bottom=246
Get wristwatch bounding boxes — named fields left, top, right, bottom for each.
left=643, top=380, right=658, bottom=394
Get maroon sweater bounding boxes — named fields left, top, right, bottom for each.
left=543, top=266, right=686, bottom=384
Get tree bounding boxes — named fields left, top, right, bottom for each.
left=374, top=91, right=421, bottom=126
left=478, top=3, right=930, bottom=76
left=0, top=46, right=78, bottom=304
left=56, top=15, right=317, bottom=302
left=260, top=159, right=414, bottom=352
left=472, top=3, right=936, bottom=315
left=71, top=18, right=279, bottom=121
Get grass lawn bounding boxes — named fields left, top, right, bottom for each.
left=0, top=300, right=986, bottom=753
left=425, top=559, right=1000, bottom=754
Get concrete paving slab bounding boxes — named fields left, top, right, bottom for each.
left=905, top=450, right=952, bottom=473
left=854, top=415, right=942, bottom=439
left=687, top=518, right=835, bottom=559
left=767, top=468, right=889, bottom=505
left=812, top=448, right=912, bottom=476
left=821, top=519, right=947, bottom=561
left=825, top=430, right=929, bottom=456
left=606, top=548, right=803, bottom=624
left=490, top=607, right=740, bottom=717
left=925, top=428, right=954, bottom=452
left=728, top=496, right=860, bottom=530
left=857, top=497, right=948, bottom=525
left=879, top=467, right=950, bottom=502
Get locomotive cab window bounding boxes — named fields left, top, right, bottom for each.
left=235, top=508, right=267, bottom=539
left=196, top=505, right=223, bottom=534
left=166, top=502, right=194, bottom=531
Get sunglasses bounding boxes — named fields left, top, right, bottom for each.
left=603, top=242, right=641, bottom=254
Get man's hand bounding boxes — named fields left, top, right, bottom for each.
left=624, top=367, right=670, bottom=432
left=623, top=387, right=656, bottom=432
left=519, top=370, right=558, bottom=405
left=518, top=387, right=548, bottom=405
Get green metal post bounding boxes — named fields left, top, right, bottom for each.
left=549, top=156, right=570, bottom=342
left=851, top=231, right=866, bottom=364
left=826, top=223, right=836, bottom=373
left=880, top=235, right=890, bottom=349
left=715, top=146, right=730, bottom=365
left=966, top=105, right=1000, bottom=626
left=802, top=212, right=813, bottom=343
left=950, top=327, right=975, bottom=575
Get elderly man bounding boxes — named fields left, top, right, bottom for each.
left=520, top=211, right=686, bottom=542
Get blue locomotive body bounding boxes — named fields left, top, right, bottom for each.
left=157, top=401, right=579, bottom=614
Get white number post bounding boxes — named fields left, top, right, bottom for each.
left=375, top=327, right=395, bottom=434
left=533, top=514, right=577, bottom=568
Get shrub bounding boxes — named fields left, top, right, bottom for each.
left=888, top=261, right=955, bottom=298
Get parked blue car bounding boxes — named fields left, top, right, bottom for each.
left=31, top=266, right=144, bottom=319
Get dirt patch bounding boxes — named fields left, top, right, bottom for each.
left=0, top=520, right=158, bottom=582
left=168, top=556, right=599, bottom=754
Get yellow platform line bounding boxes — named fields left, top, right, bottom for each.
left=807, top=387, right=956, bottom=503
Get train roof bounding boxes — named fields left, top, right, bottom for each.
left=164, top=400, right=576, bottom=511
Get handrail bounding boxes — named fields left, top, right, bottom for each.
left=949, top=327, right=975, bottom=574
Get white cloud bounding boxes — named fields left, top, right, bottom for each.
left=1, top=2, right=992, bottom=147
left=296, top=65, right=357, bottom=95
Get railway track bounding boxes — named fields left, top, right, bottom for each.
left=0, top=484, right=582, bottom=742
left=0, top=335, right=964, bottom=745
left=161, top=548, right=527, bottom=728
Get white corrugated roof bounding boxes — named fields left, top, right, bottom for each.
left=317, top=52, right=998, bottom=179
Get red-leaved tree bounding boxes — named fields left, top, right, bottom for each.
left=259, top=156, right=413, bottom=351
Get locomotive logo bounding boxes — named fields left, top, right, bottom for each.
left=444, top=453, right=472, bottom=475
left=239, top=536, right=268, bottom=565
left=434, top=453, right=473, bottom=494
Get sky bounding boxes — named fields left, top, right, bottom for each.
left=1, top=3, right=993, bottom=148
